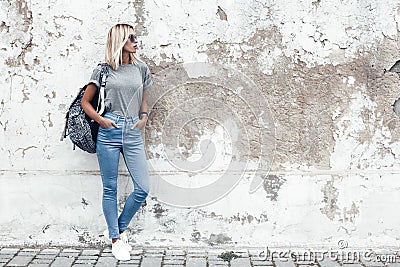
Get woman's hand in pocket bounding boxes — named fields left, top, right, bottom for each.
left=99, top=118, right=119, bottom=129
left=131, top=118, right=146, bottom=130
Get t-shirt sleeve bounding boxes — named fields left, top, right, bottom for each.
left=142, top=63, right=153, bottom=90
left=87, top=65, right=102, bottom=88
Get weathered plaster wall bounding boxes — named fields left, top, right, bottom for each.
left=2, top=0, right=400, bottom=248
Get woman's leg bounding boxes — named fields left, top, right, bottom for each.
left=96, top=127, right=122, bottom=240
left=118, top=126, right=149, bottom=232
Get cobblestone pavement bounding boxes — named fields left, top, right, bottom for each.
left=1, top=246, right=400, bottom=267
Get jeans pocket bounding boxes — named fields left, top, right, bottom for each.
left=127, top=127, right=139, bottom=135
left=126, top=125, right=141, bottom=137
left=98, top=125, right=115, bottom=137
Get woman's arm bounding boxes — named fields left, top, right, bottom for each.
left=81, top=84, right=118, bottom=128
left=133, top=90, right=149, bottom=129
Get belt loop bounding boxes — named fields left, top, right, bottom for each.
left=126, top=115, right=132, bottom=123
left=115, top=115, right=118, bottom=125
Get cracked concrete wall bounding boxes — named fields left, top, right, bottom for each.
left=2, top=0, right=400, bottom=248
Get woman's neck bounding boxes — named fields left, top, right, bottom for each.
left=121, top=52, right=130, bottom=65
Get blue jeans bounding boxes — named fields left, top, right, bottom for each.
left=96, top=112, right=149, bottom=239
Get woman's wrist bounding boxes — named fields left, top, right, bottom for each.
left=96, top=116, right=105, bottom=124
left=139, top=111, right=148, bottom=120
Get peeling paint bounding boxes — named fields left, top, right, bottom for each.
left=216, top=6, right=228, bottom=21
left=41, top=224, right=50, bottom=234
left=190, top=230, right=201, bottom=242
left=1, top=120, right=8, bottom=132
left=0, top=21, right=10, bottom=33
left=3, top=0, right=33, bottom=70
left=320, top=180, right=340, bottom=220
left=40, top=113, right=53, bottom=128
left=132, top=0, right=148, bottom=36
left=218, top=251, right=240, bottom=262
left=81, top=197, right=89, bottom=208
left=15, top=146, right=37, bottom=158
left=263, top=175, right=286, bottom=201
left=21, top=88, right=29, bottom=102
left=207, top=233, right=232, bottom=245
left=16, top=0, right=32, bottom=28
left=47, top=113, right=53, bottom=127
left=341, top=202, right=360, bottom=223
left=152, top=203, right=168, bottom=218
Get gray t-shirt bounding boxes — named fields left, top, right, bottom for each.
left=88, top=61, right=153, bottom=117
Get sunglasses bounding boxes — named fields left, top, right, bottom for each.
left=128, top=34, right=137, bottom=43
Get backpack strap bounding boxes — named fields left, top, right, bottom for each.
left=60, top=115, right=68, bottom=141
left=96, top=63, right=109, bottom=115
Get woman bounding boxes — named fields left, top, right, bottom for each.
left=81, top=23, right=153, bottom=261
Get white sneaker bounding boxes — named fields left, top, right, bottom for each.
left=112, top=239, right=130, bottom=261
left=103, top=229, right=131, bottom=251
left=120, top=232, right=132, bottom=251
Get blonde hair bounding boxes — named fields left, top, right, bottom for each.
left=105, top=23, right=142, bottom=70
